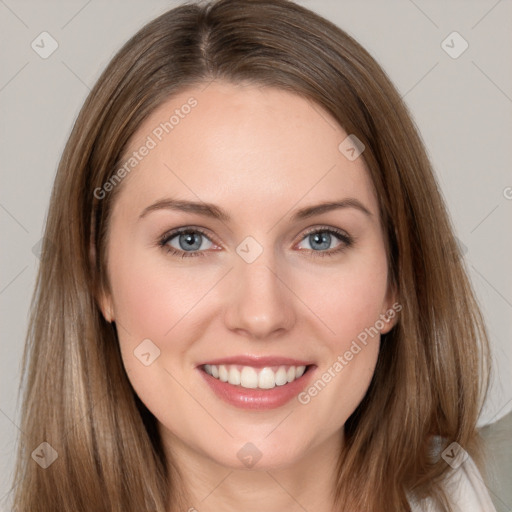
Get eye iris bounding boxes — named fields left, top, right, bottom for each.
left=179, top=232, right=202, bottom=251
left=310, top=232, right=331, bottom=250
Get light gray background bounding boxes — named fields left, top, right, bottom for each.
left=1, top=0, right=511, bottom=510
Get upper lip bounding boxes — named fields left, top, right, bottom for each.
left=197, top=355, right=315, bottom=368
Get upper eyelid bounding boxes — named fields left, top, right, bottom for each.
left=160, top=226, right=217, bottom=245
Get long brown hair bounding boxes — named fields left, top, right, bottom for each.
left=10, top=1, right=491, bottom=510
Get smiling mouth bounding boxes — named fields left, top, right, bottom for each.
left=201, top=363, right=312, bottom=390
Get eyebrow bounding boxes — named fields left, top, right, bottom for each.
left=138, top=197, right=372, bottom=222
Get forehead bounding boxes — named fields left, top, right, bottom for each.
left=114, top=81, right=378, bottom=221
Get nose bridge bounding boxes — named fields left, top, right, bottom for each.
left=223, top=242, right=295, bottom=338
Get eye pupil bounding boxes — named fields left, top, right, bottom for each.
left=310, top=232, right=331, bottom=250
left=180, top=233, right=201, bottom=251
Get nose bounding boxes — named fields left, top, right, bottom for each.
left=222, top=250, right=296, bottom=340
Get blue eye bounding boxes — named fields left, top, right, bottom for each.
left=158, top=226, right=353, bottom=259
left=296, top=227, right=353, bottom=257
left=159, top=227, right=214, bottom=258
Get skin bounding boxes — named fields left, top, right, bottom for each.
left=99, top=80, right=397, bottom=512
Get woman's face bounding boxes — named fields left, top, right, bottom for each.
left=100, top=80, right=397, bottom=471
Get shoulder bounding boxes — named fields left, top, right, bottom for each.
left=408, top=455, right=497, bottom=512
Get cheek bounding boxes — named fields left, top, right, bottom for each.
left=296, top=252, right=389, bottom=347
left=106, top=244, right=212, bottom=425
left=290, top=248, right=388, bottom=421
left=107, top=241, right=208, bottom=342
left=106, top=240, right=225, bottom=406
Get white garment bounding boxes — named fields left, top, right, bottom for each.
left=408, top=456, right=497, bottom=511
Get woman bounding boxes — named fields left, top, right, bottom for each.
left=11, top=0, right=495, bottom=510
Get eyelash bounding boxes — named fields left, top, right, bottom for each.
left=158, top=226, right=354, bottom=259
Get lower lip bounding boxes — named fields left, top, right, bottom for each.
left=197, top=366, right=316, bottom=410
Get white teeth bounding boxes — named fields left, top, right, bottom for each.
left=203, top=364, right=308, bottom=389
left=228, top=365, right=241, bottom=385
left=258, top=368, right=276, bottom=389
left=275, top=366, right=288, bottom=386
left=218, top=365, right=229, bottom=382
left=240, top=366, right=259, bottom=388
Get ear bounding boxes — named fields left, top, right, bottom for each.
left=379, top=282, right=400, bottom=335
left=89, top=228, right=115, bottom=323
left=97, top=288, right=115, bottom=323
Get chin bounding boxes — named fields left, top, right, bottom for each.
left=200, top=434, right=310, bottom=472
